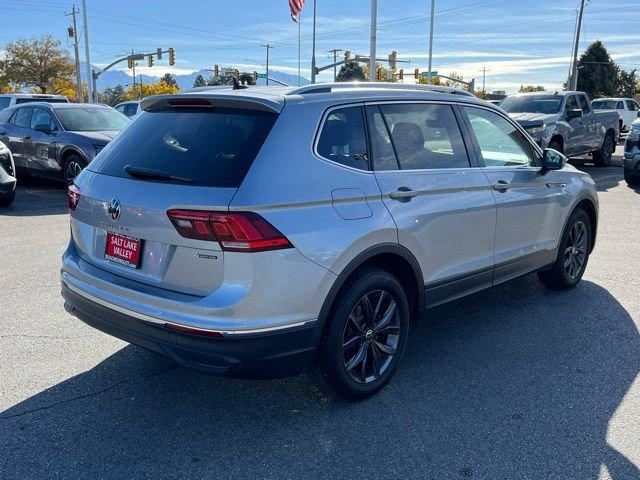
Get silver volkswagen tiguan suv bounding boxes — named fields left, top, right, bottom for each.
left=61, top=83, right=598, bottom=400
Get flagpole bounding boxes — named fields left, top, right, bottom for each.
left=311, top=0, right=317, bottom=84
left=298, top=11, right=301, bottom=85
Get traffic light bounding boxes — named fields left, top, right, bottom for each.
left=344, top=50, right=351, bottom=63
left=127, top=57, right=134, bottom=69
left=67, top=27, right=75, bottom=38
left=414, top=68, right=419, bottom=79
left=253, top=71, right=258, bottom=82
left=388, top=50, right=397, bottom=70
left=147, top=55, right=154, bottom=67
left=157, top=47, right=163, bottom=60
left=234, top=69, right=240, bottom=78
left=214, top=64, right=219, bottom=77
left=376, top=67, right=383, bottom=81
left=399, top=69, right=404, bottom=80
left=168, top=47, right=175, bottom=66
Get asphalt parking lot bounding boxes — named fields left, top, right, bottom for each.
left=0, top=147, right=638, bottom=480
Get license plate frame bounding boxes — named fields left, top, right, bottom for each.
left=105, top=231, right=143, bottom=269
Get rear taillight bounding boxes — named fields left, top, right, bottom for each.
left=68, top=184, right=81, bottom=211
left=167, top=210, right=292, bottom=252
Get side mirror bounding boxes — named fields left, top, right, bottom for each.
left=541, top=148, right=566, bottom=174
left=33, top=124, right=52, bottom=135
left=637, top=111, right=640, bottom=117
left=566, top=108, right=583, bottom=121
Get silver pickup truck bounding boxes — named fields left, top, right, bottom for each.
left=500, top=91, right=619, bottom=167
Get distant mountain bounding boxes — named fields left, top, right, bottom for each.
left=79, top=62, right=309, bottom=91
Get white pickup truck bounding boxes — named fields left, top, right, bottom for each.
left=592, top=97, right=640, bottom=133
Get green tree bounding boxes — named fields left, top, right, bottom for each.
left=336, top=61, right=366, bottom=82
left=192, top=74, right=207, bottom=87
left=444, top=71, right=464, bottom=87
left=616, top=69, right=637, bottom=97
left=519, top=85, right=546, bottom=92
left=160, top=73, right=177, bottom=87
left=101, top=84, right=126, bottom=106
left=3, top=35, right=74, bottom=93
left=576, top=40, right=619, bottom=98
left=239, top=72, right=256, bottom=85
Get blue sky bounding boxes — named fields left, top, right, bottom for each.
left=1, top=0, right=639, bottom=92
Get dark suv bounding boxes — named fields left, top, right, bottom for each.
left=0, top=103, right=130, bottom=184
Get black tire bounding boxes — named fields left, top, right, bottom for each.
left=593, top=131, right=615, bottom=167
left=0, top=189, right=15, bottom=207
left=311, top=269, right=410, bottom=401
left=624, top=169, right=640, bottom=186
left=548, top=139, right=563, bottom=153
left=538, top=208, right=591, bottom=290
left=63, top=154, right=85, bottom=185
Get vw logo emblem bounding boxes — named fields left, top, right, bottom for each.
left=107, top=198, right=121, bottom=221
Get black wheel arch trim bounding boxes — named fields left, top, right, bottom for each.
left=58, top=146, right=88, bottom=168
left=314, top=243, right=424, bottom=344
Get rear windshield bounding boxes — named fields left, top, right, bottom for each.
left=15, top=98, right=68, bottom=104
left=88, top=107, right=278, bottom=188
left=500, top=95, right=563, bottom=114
left=56, top=107, right=129, bottom=131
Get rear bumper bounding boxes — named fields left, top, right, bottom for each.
left=62, top=283, right=318, bottom=378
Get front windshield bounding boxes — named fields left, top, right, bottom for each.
left=500, top=95, right=563, bottom=114
left=592, top=100, right=618, bottom=110
left=56, top=107, right=130, bottom=131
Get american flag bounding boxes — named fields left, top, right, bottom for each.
left=289, top=0, right=305, bottom=22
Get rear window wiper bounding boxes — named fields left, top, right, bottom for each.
left=123, top=165, right=194, bottom=183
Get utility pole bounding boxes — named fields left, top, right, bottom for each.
left=311, top=0, right=317, bottom=84
left=427, top=0, right=435, bottom=85
left=81, top=0, right=93, bottom=103
left=297, top=12, right=301, bottom=86
left=261, top=44, right=273, bottom=85
left=327, top=49, right=343, bottom=82
left=569, top=0, right=587, bottom=91
left=480, top=67, right=490, bottom=95
left=65, top=5, right=82, bottom=102
left=369, top=0, right=377, bottom=82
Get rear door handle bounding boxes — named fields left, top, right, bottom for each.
left=389, top=187, right=418, bottom=202
left=492, top=180, right=510, bottom=192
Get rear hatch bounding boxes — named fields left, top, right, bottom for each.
left=69, top=97, right=280, bottom=296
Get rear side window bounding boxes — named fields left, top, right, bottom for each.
left=377, top=103, right=469, bottom=170
left=0, top=97, right=10, bottom=110
left=89, top=107, right=278, bottom=188
left=626, top=100, right=638, bottom=111
left=578, top=95, right=590, bottom=115
left=317, top=106, right=369, bottom=170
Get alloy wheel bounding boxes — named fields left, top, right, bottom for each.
left=65, top=160, right=82, bottom=184
left=341, top=289, right=400, bottom=384
left=564, top=220, right=588, bottom=279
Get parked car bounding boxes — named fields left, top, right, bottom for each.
left=115, top=101, right=142, bottom=119
left=0, top=140, right=16, bottom=207
left=0, top=93, right=68, bottom=111
left=592, top=97, right=640, bottom=133
left=0, top=102, right=130, bottom=184
left=61, top=83, right=599, bottom=400
left=500, top=91, right=619, bottom=166
left=624, top=119, right=640, bottom=186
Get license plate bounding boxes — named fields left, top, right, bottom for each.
left=105, top=232, right=142, bottom=269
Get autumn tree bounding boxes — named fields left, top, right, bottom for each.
left=122, top=79, right=180, bottom=101
left=519, top=85, right=546, bottom=93
left=3, top=35, right=74, bottom=93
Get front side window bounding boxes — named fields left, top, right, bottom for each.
left=317, top=106, right=368, bottom=170
left=376, top=103, right=469, bottom=170
left=565, top=95, right=580, bottom=115
left=464, top=107, right=536, bottom=168
left=617, top=101, right=624, bottom=110
left=12, top=108, right=32, bottom=128
left=30, top=108, right=56, bottom=131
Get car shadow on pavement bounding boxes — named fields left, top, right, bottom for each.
left=1, top=277, right=638, bottom=479
left=0, top=179, right=67, bottom=217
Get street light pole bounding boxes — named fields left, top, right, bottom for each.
left=569, top=0, right=586, bottom=91
left=369, top=0, right=377, bottom=82
left=311, top=0, right=317, bottom=84
left=65, top=5, right=82, bottom=102
left=261, top=43, right=273, bottom=85
left=427, top=0, right=435, bottom=85
left=81, top=0, right=93, bottom=103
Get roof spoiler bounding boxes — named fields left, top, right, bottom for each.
left=140, top=93, right=283, bottom=113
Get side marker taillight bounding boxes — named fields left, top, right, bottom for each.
left=68, top=184, right=81, bottom=211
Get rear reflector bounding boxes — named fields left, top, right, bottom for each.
left=164, top=323, right=223, bottom=337
left=167, top=209, right=293, bottom=252
left=68, top=184, right=81, bottom=211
